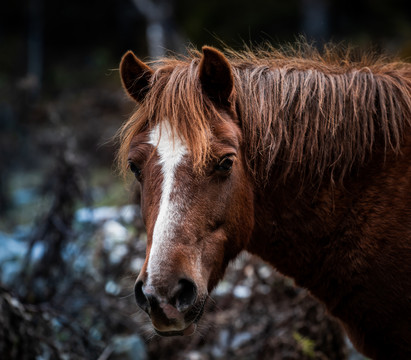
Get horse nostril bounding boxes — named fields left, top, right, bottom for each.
left=134, top=280, right=150, bottom=313
left=174, top=279, right=198, bottom=312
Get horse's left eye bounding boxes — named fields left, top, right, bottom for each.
left=129, top=162, right=142, bottom=180
left=216, top=156, right=234, bottom=173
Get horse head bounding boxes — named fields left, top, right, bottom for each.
left=119, top=47, right=254, bottom=336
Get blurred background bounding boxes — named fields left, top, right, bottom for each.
left=0, top=1, right=410, bottom=359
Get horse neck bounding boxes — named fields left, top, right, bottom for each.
left=250, top=179, right=333, bottom=260
left=246, top=148, right=385, bottom=285
left=247, top=129, right=410, bottom=288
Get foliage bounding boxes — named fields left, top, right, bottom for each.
left=293, top=332, right=316, bottom=359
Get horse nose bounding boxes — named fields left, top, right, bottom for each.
left=134, top=278, right=198, bottom=314
left=134, top=280, right=150, bottom=313
left=173, top=278, right=198, bottom=312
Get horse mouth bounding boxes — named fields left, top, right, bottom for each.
left=154, top=298, right=206, bottom=337
left=155, top=322, right=197, bottom=337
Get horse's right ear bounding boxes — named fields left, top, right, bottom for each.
left=199, top=46, right=234, bottom=106
left=120, top=51, right=153, bottom=103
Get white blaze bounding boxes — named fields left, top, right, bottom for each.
left=147, top=121, right=187, bottom=280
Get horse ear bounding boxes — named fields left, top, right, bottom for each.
left=199, top=46, right=234, bottom=106
left=120, top=51, right=153, bottom=102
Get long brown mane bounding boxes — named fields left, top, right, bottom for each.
left=117, top=43, right=411, bottom=186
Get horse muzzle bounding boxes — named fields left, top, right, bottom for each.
left=134, top=278, right=206, bottom=336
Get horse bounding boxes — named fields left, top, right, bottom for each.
left=117, top=43, right=411, bottom=359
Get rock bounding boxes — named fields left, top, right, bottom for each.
left=118, top=205, right=138, bottom=224
left=101, top=220, right=129, bottom=265
left=211, top=329, right=230, bottom=358
left=230, top=332, right=253, bottom=350
left=109, top=334, right=147, bottom=360
left=105, top=280, right=121, bottom=296
left=75, top=205, right=138, bottom=225
left=214, top=281, right=233, bottom=297
left=0, top=232, right=27, bottom=285
left=233, top=285, right=251, bottom=299
left=76, top=206, right=119, bottom=223
left=102, top=220, right=128, bottom=244
left=184, top=351, right=210, bottom=360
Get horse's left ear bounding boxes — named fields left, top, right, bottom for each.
left=199, top=46, right=234, bottom=106
left=120, top=51, right=153, bottom=103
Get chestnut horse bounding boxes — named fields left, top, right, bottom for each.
left=117, top=44, right=411, bottom=359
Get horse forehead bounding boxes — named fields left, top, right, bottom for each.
left=149, top=121, right=187, bottom=156
left=148, top=122, right=189, bottom=183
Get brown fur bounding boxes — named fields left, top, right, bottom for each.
left=117, top=43, right=411, bottom=187
left=117, top=43, right=411, bottom=359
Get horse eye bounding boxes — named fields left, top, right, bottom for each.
left=129, top=162, right=142, bottom=180
left=216, top=156, right=234, bottom=173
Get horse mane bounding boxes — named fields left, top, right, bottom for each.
left=117, top=42, right=411, bottom=187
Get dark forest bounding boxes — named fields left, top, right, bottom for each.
left=1, top=1, right=410, bottom=359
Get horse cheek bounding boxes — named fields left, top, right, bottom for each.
left=232, top=174, right=255, bottom=250
left=204, top=236, right=226, bottom=291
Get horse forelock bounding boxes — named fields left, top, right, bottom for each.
left=117, top=55, right=220, bottom=177
left=117, top=43, right=411, bottom=188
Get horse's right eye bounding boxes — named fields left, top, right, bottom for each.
left=215, top=155, right=234, bottom=174
left=129, top=162, right=142, bottom=181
